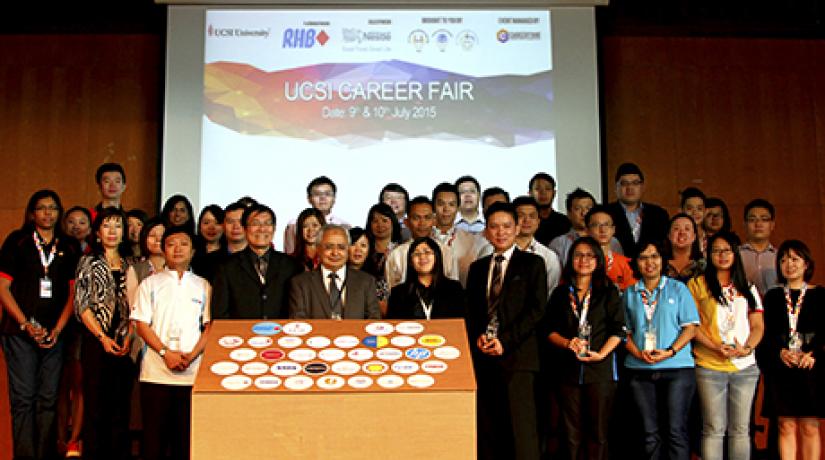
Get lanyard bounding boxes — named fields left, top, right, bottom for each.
left=568, top=285, right=591, bottom=328
left=417, top=293, right=434, bottom=320
left=606, top=251, right=614, bottom=273
left=33, top=231, right=57, bottom=277
left=784, top=284, right=808, bottom=333
left=640, top=278, right=666, bottom=327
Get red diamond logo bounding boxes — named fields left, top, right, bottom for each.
left=317, top=30, right=329, bottom=46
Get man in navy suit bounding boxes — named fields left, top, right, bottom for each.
left=211, top=204, right=303, bottom=319
left=606, top=162, right=669, bottom=260
left=289, top=225, right=380, bottom=320
left=467, top=202, right=548, bottom=460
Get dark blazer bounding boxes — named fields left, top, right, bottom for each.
left=466, top=248, right=548, bottom=372
left=288, top=268, right=381, bottom=319
left=386, top=278, right=466, bottom=320
left=606, top=201, right=669, bottom=260
left=211, top=247, right=303, bottom=319
left=544, top=284, right=625, bottom=384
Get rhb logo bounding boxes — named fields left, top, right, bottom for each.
left=282, top=28, right=329, bottom=48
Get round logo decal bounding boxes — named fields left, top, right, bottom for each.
left=377, top=375, right=404, bottom=389
left=376, top=348, right=403, bottom=361
left=229, top=348, right=257, bottom=362
left=404, top=347, right=432, bottom=360
left=271, top=361, right=302, bottom=376
left=306, top=336, right=332, bottom=349
left=433, top=346, right=460, bottom=360
left=391, top=360, right=419, bottom=374
left=282, top=322, right=313, bottom=336
left=347, top=375, right=373, bottom=389
left=251, top=322, right=282, bottom=336
left=391, top=336, right=416, bottom=348
left=241, top=361, right=269, bottom=376
left=316, top=375, right=345, bottom=390
left=284, top=375, right=314, bottom=390
left=362, top=361, right=389, bottom=375
left=247, top=336, right=274, bottom=348
left=254, top=375, right=282, bottom=390
left=221, top=375, right=252, bottom=391
left=365, top=322, right=394, bottom=336
left=218, top=335, right=244, bottom=348
left=331, top=361, right=360, bottom=375
left=362, top=335, right=390, bottom=349
left=395, top=321, right=424, bottom=335
left=421, top=360, right=448, bottom=374
left=259, top=348, right=286, bottom=362
left=277, top=336, right=303, bottom=349
left=210, top=361, right=239, bottom=376
left=303, top=362, right=329, bottom=375
left=407, top=374, right=435, bottom=388
left=333, top=335, right=360, bottom=348
left=347, top=348, right=374, bottom=361
left=288, top=348, right=317, bottom=362
left=318, top=348, right=346, bottom=362
left=418, top=334, right=446, bottom=348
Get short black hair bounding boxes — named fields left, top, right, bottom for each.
left=744, top=198, right=775, bottom=221
left=380, top=183, right=409, bottom=207
left=680, top=187, right=706, bottom=209
left=431, top=182, right=459, bottom=203
left=307, top=176, right=337, bottom=195
left=584, top=204, right=613, bottom=227
left=365, top=203, right=402, bottom=244
left=776, top=239, right=815, bottom=284
left=224, top=201, right=247, bottom=215
left=126, top=208, right=149, bottom=224
left=704, top=197, right=732, bottom=234
left=139, top=217, right=165, bottom=257
left=562, top=237, right=610, bottom=289
left=482, top=187, right=510, bottom=204
left=162, top=225, right=195, bottom=250
left=512, top=195, right=539, bottom=212
left=528, top=172, right=556, bottom=190
left=631, top=238, right=666, bottom=280
left=565, top=188, right=596, bottom=212
left=454, top=175, right=480, bottom=193
left=615, top=162, right=644, bottom=183
left=241, top=204, right=276, bottom=229
left=408, top=195, right=433, bottom=212
left=90, top=206, right=132, bottom=257
left=484, top=201, right=518, bottom=223
left=95, top=163, right=126, bottom=185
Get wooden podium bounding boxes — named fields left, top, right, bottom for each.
left=191, top=319, right=476, bottom=459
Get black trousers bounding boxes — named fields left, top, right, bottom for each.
left=80, top=335, right=135, bottom=460
left=477, top=367, right=540, bottom=460
left=141, top=382, right=192, bottom=460
left=557, top=381, right=617, bottom=460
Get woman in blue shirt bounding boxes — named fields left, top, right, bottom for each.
left=624, top=239, right=700, bottom=460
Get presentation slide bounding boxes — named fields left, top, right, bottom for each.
left=200, top=9, right=555, bottom=246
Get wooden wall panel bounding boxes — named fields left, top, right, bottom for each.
left=602, top=36, right=825, bottom=283
left=0, top=34, right=161, bottom=242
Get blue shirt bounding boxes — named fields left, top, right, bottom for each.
left=623, top=276, right=700, bottom=370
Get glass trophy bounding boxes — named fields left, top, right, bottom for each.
left=578, top=322, right=592, bottom=357
left=644, top=327, right=657, bottom=352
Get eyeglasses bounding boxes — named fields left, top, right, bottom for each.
left=248, top=221, right=274, bottom=228
left=35, top=205, right=59, bottom=212
left=637, top=254, right=661, bottom=262
left=710, top=248, right=733, bottom=256
left=587, top=222, right=614, bottom=230
left=412, top=250, right=435, bottom=258
left=572, top=252, right=596, bottom=261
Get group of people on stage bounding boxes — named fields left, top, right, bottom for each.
left=0, top=161, right=822, bottom=460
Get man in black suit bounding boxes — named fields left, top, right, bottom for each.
left=211, top=204, right=303, bottom=319
left=289, top=225, right=381, bottom=319
left=467, top=202, right=548, bottom=460
left=606, top=162, right=669, bottom=260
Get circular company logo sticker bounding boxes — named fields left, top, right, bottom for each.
left=229, top=348, right=257, bottom=362
left=303, top=362, right=329, bottom=375
left=282, top=322, right=313, bottom=336
left=316, top=375, right=345, bottom=390
left=390, top=335, right=416, bottom=348
left=361, top=335, right=390, bottom=349
left=418, top=334, right=446, bottom=348
left=247, top=336, right=274, bottom=348
left=318, top=348, right=346, bottom=362
left=277, top=336, right=303, bottom=349
left=377, top=375, right=404, bottom=389
left=218, top=335, right=244, bottom=348
left=306, top=336, right=331, bottom=349
left=270, top=361, right=302, bottom=376
left=221, top=375, right=252, bottom=391
left=362, top=361, right=389, bottom=375
left=254, top=375, right=282, bottom=390
left=433, top=346, right=461, bottom=360
left=210, top=361, right=239, bottom=376
left=391, top=360, right=419, bottom=374
left=241, top=362, right=269, bottom=376
left=365, top=322, right=394, bottom=336
left=333, top=335, right=360, bottom=348
left=407, top=374, right=435, bottom=389
left=331, top=361, right=360, bottom=375
left=421, top=360, right=448, bottom=374
left=288, top=348, right=317, bottom=362
left=347, top=375, right=373, bottom=389
left=347, top=348, right=374, bottom=361
left=376, top=348, right=403, bottom=361
left=251, top=321, right=282, bottom=336
left=395, top=321, right=425, bottom=335
left=404, top=347, right=432, bottom=360
left=284, top=375, right=314, bottom=391
left=259, top=348, right=286, bottom=362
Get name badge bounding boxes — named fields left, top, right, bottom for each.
left=40, top=277, right=52, bottom=299
left=644, top=329, right=657, bottom=351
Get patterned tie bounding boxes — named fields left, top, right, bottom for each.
left=328, top=272, right=342, bottom=318
left=488, top=255, right=505, bottom=323
left=256, top=255, right=268, bottom=283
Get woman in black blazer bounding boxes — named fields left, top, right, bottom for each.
left=386, top=237, right=465, bottom=320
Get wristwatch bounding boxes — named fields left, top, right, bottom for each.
left=159, top=347, right=168, bottom=357
left=19, top=321, right=29, bottom=331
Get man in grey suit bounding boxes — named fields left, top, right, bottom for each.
left=289, top=224, right=381, bottom=319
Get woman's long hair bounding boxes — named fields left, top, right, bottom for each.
left=404, top=237, right=444, bottom=296
left=561, top=236, right=609, bottom=290
left=704, top=231, right=757, bottom=310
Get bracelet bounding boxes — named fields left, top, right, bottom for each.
left=666, top=346, right=677, bottom=355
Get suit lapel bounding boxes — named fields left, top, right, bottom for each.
left=311, top=270, right=333, bottom=317
left=240, top=250, right=262, bottom=286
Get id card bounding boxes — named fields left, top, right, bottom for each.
left=644, top=330, right=657, bottom=351
left=39, top=277, right=52, bottom=299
